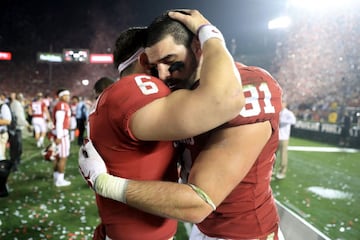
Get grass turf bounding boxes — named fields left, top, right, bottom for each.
left=272, top=137, right=360, bottom=239
left=0, top=135, right=359, bottom=239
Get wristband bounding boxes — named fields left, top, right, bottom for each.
left=188, top=183, right=216, bottom=211
left=197, top=24, right=225, bottom=49
left=95, top=173, right=129, bottom=203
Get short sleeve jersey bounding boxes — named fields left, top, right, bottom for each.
left=31, top=100, right=47, bottom=118
left=89, top=74, right=178, bottom=240
left=52, top=101, right=71, bottom=130
left=182, top=63, right=283, bottom=239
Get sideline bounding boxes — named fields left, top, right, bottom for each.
left=288, top=146, right=359, bottom=153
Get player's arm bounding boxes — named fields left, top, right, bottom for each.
left=131, top=10, right=244, bottom=141
left=125, top=121, right=272, bottom=222
left=54, top=110, right=65, bottom=144
left=81, top=121, right=272, bottom=223
left=43, top=105, right=51, bottom=121
left=0, top=105, right=11, bottom=125
left=27, top=104, right=33, bottom=116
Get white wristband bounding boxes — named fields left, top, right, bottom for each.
left=95, top=173, right=129, bottom=203
left=197, top=24, right=225, bottom=49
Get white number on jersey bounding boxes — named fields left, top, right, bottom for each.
left=32, top=102, right=44, bottom=115
left=240, top=82, right=275, bottom=117
left=135, top=75, right=159, bottom=95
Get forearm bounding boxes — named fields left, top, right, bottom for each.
left=95, top=173, right=212, bottom=223
left=55, top=111, right=65, bottom=138
left=127, top=180, right=213, bottom=223
left=0, top=119, right=10, bottom=125
left=200, top=29, right=244, bottom=118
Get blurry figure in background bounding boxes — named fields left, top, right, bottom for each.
left=69, top=96, right=78, bottom=142
left=328, top=101, right=338, bottom=124
left=0, top=93, right=11, bottom=160
left=9, top=92, right=31, bottom=171
left=0, top=92, right=12, bottom=197
left=339, top=110, right=351, bottom=147
left=93, top=77, right=115, bottom=100
left=74, top=96, right=88, bottom=146
left=276, top=100, right=296, bottom=180
left=29, top=92, right=52, bottom=148
left=51, top=89, right=72, bottom=187
left=86, top=77, right=115, bottom=138
left=42, top=93, right=52, bottom=110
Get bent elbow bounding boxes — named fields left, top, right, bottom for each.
left=183, top=208, right=213, bottom=224
left=225, top=90, right=245, bottom=118
left=233, top=91, right=245, bottom=112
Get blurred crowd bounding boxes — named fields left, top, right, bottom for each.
left=1, top=6, right=359, bottom=125
left=0, top=62, right=117, bottom=100
left=270, top=8, right=360, bottom=124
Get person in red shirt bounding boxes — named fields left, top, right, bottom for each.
left=80, top=9, right=283, bottom=240
left=29, top=92, right=51, bottom=148
left=82, top=10, right=244, bottom=240
left=51, top=89, right=72, bottom=187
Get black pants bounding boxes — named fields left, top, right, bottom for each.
left=0, top=160, right=12, bottom=197
left=9, top=129, right=22, bottom=170
left=76, top=119, right=86, bottom=146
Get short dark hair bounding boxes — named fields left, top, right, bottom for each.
left=146, top=10, right=194, bottom=49
left=71, top=96, right=80, bottom=101
left=93, top=77, right=114, bottom=96
left=56, top=88, right=68, bottom=96
left=113, top=27, right=147, bottom=71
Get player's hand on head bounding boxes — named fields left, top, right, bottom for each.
left=78, top=140, right=107, bottom=190
left=168, top=9, right=210, bottom=34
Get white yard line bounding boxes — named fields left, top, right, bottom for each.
left=288, top=146, right=359, bottom=153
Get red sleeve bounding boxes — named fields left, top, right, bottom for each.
left=90, top=74, right=171, bottom=145
left=225, top=65, right=283, bottom=129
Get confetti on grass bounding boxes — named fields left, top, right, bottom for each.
left=1, top=139, right=99, bottom=239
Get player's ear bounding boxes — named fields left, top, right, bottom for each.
left=191, top=37, right=202, bottom=59
left=139, top=52, right=149, bottom=68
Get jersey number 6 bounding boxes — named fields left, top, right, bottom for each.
left=135, top=76, right=159, bottom=95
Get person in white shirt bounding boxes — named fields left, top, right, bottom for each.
left=0, top=93, right=12, bottom=161
left=0, top=93, right=12, bottom=197
left=276, top=100, right=296, bottom=179
left=9, top=92, right=31, bottom=171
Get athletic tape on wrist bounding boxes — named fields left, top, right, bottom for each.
left=188, top=183, right=216, bottom=211
left=95, top=173, right=129, bottom=204
left=197, top=24, right=225, bottom=49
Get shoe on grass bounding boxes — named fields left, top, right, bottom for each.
left=55, top=179, right=71, bottom=187
left=276, top=172, right=286, bottom=180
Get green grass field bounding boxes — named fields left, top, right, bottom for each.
left=271, top=138, right=360, bottom=240
left=0, top=135, right=359, bottom=239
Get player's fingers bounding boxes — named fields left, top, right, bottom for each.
left=170, top=8, right=192, bottom=14
left=168, top=9, right=209, bottom=33
left=168, top=10, right=190, bottom=22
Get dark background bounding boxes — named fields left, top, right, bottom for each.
left=0, top=0, right=286, bottom=59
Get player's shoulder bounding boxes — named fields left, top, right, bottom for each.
left=236, top=63, right=282, bottom=92
left=118, top=73, right=164, bottom=84
left=236, top=63, right=272, bottom=80
left=55, top=101, right=67, bottom=110
left=109, top=73, right=170, bottom=96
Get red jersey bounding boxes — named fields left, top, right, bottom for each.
left=89, top=74, right=178, bottom=240
left=52, top=101, right=71, bottom=131
left=182, top=63, right=283, bottom=239
left=31, top=100, right=47, bottom=118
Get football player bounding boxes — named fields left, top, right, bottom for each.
left=29, top=92, right=51, bottom=148
left=51, top=89, right=71, bottom=187
left=80, top=9, right=283, bottom=240
left=82, top=9, right=244, bottom=240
